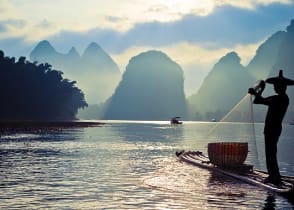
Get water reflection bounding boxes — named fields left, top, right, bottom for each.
left=0, top=121, right=293, bottom=209
left=263, top=194, right=276, bottom=210
left=0, top=128, right=82, bottom=142
left=111, top=121, right=184, bottom=143
left=207, top=171, right=262, bottom=209
left=261, top=193, right=294, bottom=210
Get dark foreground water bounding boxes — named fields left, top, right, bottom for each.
left=0, top=121, right=293, bottom=209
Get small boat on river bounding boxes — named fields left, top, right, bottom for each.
left=170, top=117, right=182, bottom=125
left=176, top=150, right=294, bottom=195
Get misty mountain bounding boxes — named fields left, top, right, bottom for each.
left=245, top=20, right=294, bottom=121
left=27, top=19, right=294, bottom=121
left=188, top=19, right=294, bottom=122
left=30, top=40, right=61, bottom=61
left=30, top=41, right=121, bottom=104
left=269, top=20, right=294, bottom=80
left=247, top=31, right=286, bottom=80
left=267, top=20, right=294, bottom=121
left=188, top=52, right=255, bottom=121
left=103, top=50, right=187, bottom=120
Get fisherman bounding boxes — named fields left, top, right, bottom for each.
left=248, top=70, right=294, bottom=185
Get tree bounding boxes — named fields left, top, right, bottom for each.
left=0, top=50, right=87, bottom=121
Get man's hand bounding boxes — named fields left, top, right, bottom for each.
left=248, top=88, right=256, bottom=95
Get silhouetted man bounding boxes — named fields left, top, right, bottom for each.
left=248, top=70, right=294, bottom=185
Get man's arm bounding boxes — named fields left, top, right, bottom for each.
left=248, top=87, right=271, bottom=105
left=253, top=94, right=271, bottom=105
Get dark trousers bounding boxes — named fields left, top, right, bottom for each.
left=264, top=133, right=281, bottom=180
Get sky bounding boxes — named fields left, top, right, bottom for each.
left=0, top=0, right=294, bottom=95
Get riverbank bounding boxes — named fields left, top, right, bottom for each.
left=0, top=121, right=105, bottom=135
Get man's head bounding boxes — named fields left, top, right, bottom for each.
left=266, top=70, right=294, bottom=94
left=274, top=83, right=287, bottom=94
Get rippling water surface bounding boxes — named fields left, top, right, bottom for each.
left=0, top=121, right=293, bottom=209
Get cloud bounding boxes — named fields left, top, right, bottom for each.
left=0, top=0, right=16, bottom=20
left=215, top=0, right=292, bottom=9
left=43, top=2, right=294, bottom=55
left=0, top=37, right=33, bottom=58
left=36, top=19, right=54, bottom=29
left=1, top=0, right=292, bottom=41
left=0, top=19, right=26, bottom=30
left=0, top=23, right=6, bottom=33
left=0, top=1, right=293, bottom=76
left=0, top=0, right=22, bottom=35
left=121, top=3, right=294, bottom=50
left=0, top=1, right=56, bottom=41
left=0, top=1, right=293, bottom=46
left=0, top=0, right=292, bottom=96
left=0, top=1, right=294, bottom=68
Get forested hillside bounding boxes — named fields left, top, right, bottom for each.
left=0, top=51, right=87, bottom=121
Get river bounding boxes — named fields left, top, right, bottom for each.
left=0, top=121, right=293, bottom=209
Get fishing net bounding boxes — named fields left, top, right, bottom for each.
left=207, top=93, right=260, bottom=167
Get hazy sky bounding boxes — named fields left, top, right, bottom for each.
left=0, top=0, right=294, bottom=94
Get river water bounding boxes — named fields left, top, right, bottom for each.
left=0, top=121, right=293, bottom=209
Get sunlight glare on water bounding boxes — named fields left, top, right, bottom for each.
left=0, top=121, right=293, bottom=209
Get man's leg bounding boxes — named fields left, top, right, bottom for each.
left=264, top=134, right=281, bottom=184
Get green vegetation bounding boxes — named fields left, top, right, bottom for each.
left=0, top=51, right=87, bottom=121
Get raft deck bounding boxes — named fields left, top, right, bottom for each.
left=176, top=150, right=294, bottom=195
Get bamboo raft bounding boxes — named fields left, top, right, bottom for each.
left=176, top=150, right=294, bottom=195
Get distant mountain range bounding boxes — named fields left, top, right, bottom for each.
left=188, top=52, right=255, bottom=121
left=29, top=19, right=294, bottom=122
left=188, top=19, right=294, bottom=122
left=30, top=41, right=121, bottom=104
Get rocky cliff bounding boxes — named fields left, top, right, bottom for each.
left=103, top=50, right=187, bottom=120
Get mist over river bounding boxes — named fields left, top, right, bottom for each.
left=0, top=121, right=293, bottom=209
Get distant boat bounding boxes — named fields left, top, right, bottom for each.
left=170, top=117, right=182, bottom=125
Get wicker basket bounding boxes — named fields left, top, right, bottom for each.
left=208, top=142, right=248, bottom=168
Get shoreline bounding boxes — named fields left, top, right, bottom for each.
left=0, top=121, right=105, bottom=135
